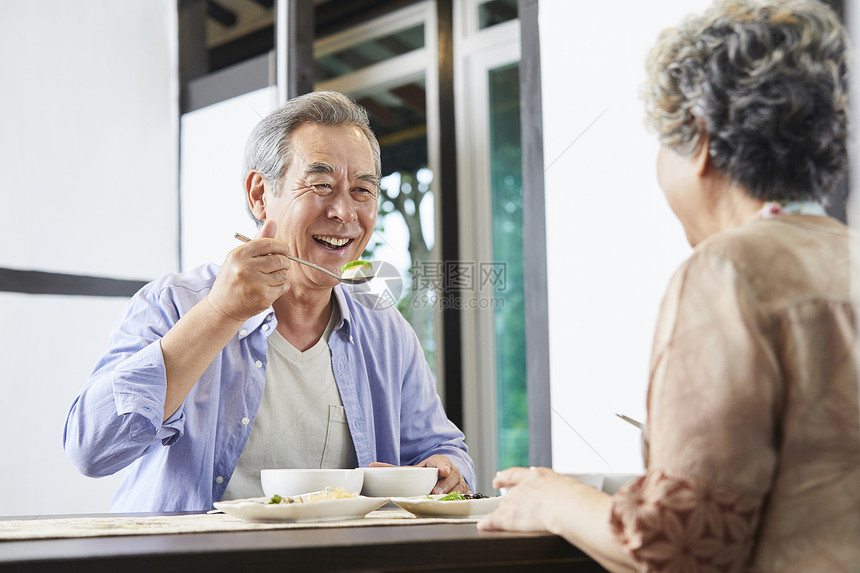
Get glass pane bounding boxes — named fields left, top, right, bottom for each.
left=353, top=79, right=437, bottom=375
left=488, top=63, right=526, bottom=470
left=180, top=88, right=275, bottom=270
left=479, top=0, right=518, bottom=30
left=315, top=14, right=437, bottom=377
left=315, top=24, right=425, bottom=83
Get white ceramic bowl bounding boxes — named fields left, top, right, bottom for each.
left=360, top=466, right=439, bottom=497
left=260, top=469, right=364, bottom=498
left=602, top=473, right=643, bottom=494
left=562, top=473, right=644, bottom=495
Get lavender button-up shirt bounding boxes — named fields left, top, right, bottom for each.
left=64, top=263, right=474, bottom=512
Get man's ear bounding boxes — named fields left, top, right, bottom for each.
left=246, top=171, right=267, bottom=221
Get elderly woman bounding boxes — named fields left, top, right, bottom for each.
left=478, top=0, right=860, bottom=571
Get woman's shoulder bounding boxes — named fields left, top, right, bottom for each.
left=694, top=217, right=850, bottom=266
left=684, top=217, right=853, bottom=307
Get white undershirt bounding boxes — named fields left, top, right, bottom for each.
left=221, top=304, right=357, bottom=500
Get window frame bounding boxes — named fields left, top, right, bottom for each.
left=453, top=0, right=522, bottom=492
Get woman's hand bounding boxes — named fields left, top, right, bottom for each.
left=477, top=466, right=581, bottom=533
left=478, top=467, right=637, bottom=573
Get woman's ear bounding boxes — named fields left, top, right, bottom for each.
left=246, top=171, right=267, bottom=221
left=694, top=137, right=711, bottom=178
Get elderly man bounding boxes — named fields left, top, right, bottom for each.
left=64, top=91, right=475, bottom=512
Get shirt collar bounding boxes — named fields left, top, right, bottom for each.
left=332, top=285, right=353, bottom=339
left=239, top=307, right=276, bottom=338
left=237, top=287, right=354, bottom=340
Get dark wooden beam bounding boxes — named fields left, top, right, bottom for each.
left=389, top=83, right=426, bottom=114
left=0, top=268, right=147, bottom=297
left=207, top=0, right=237, bottom=27
left=436, top=0, right=462, bottom=428
left=185, top=53, right=269, bottom=114
left=355, top=97, right=399, bottom=126
left=286, top=0, right=315, bottom=98
left=178, top=0, right=208, bottom=86
left=209, top=25, right=274, bottom=73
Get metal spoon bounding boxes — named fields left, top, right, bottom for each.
left=234, top=233, right=374, bottom=285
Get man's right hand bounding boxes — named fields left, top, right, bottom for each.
left=206, top=220, right=292, bottom=322
left=160, top=220, right=291, bottom=421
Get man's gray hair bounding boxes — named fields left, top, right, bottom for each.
left=242, top=90, right=382, bottom=223
left=642, top=0, right=849, bottom=202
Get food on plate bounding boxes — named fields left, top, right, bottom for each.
left=340, top=260, right=373, bottom=280
left=391, top=492, right=502, bottom=518
left=432, top=492, right=489, bottom=501
left=268, top=487, right=358, bottom=504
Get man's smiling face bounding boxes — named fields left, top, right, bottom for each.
left=255, top=122, right=379, bottom=288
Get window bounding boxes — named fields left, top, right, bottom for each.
left=315, top=3, right=445, bottom=381
left=177, top=0, right=525, bottom=490
left=488, top=62, right=526, bottom=471
left=455, top=0, right=522, bottom=492
left=479, top=0, right=518, bottom=29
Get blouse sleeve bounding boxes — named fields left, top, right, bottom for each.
left=610, top=470, right=762, bottom=572
left=610, top=249, right=782, bottom=572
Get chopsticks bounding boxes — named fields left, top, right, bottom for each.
left=615, top=413, right=643, bottom=430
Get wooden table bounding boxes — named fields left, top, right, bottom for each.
left=0, top=514, right=607, bottom=572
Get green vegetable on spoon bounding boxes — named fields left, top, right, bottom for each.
left=340, top=260, right=374, bottom=281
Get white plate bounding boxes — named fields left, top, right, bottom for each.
left=213, top=496, right=390, bottom=523
left=390, top=495, right=502, bottom=518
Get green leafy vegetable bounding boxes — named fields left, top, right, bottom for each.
left=437, top=492, right=466, bottom=501
left=340, top=260, right=372, bottom=273
left=268, top=494, right=284, bottom=504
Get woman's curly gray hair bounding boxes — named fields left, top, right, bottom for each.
left=643, top=0, right=849, bottom=202
left=242, top=90, right=381, bottom=224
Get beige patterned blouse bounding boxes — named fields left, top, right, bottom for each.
left=610, top=215, right=860, bottom=572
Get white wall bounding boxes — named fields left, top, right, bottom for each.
left=180, top=88, right=275, bottom=270
left=0, top=293, right=131, bottom=515
left=0, top=0, right=178, bottom=515
left=538, top=0, right=711, bottom=474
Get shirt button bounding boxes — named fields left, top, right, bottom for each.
left=241, top=417, right=250, bottom=425
left=262, top=324, right=269, bottom=331
left=239, top=329, right=248, bottom=337
left=215, top=476, right=224, bottom=484
left=265, top=314, right=273, bottom=321
left=255, top=360, right=263, bottom=368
